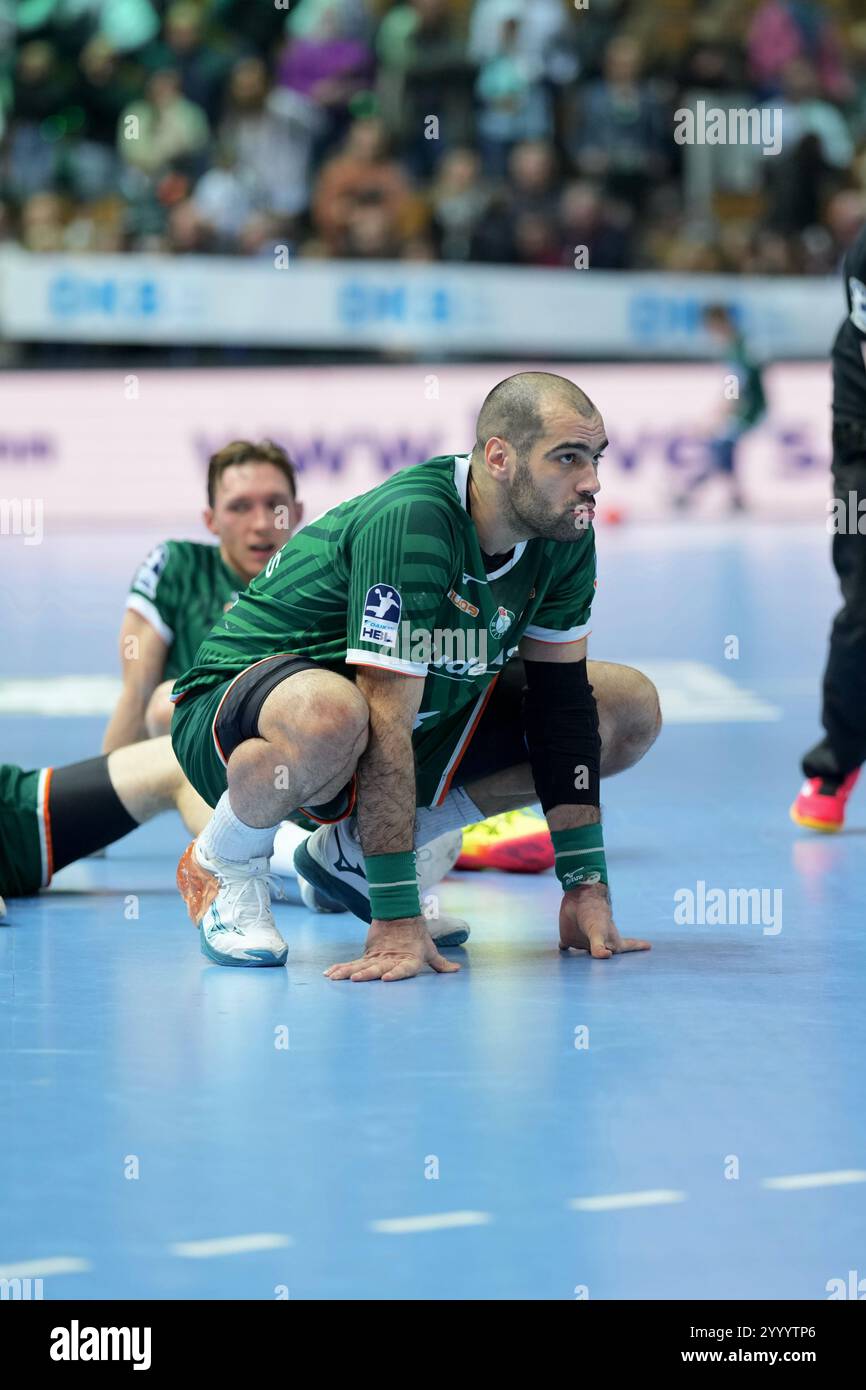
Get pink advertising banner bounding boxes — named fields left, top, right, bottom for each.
left=0, top=362, right=832, bottom=530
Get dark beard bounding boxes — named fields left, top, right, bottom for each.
left=508, top=457, right=589, bottom=542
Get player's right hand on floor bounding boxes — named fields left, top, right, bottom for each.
left=324, top=916, right=462, bottom=982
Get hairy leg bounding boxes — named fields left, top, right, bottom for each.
left=226, top=670, right=369, bottom=828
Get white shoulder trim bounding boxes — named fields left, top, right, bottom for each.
left=126, top=593, right=174, bottom=646
left=522, top=622, right=592, bottom=643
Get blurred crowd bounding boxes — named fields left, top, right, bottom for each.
left=2, top=0, right=866, bottom=273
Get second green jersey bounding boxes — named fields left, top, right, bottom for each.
left=172, top=454, right=597, bottom=807
left=127, top=540, right=245, bottom=680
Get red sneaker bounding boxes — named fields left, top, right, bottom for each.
left=455, top=810, right=555, bottom=873
left=789, top=771, right=860, bottom=833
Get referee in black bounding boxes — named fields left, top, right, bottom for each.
left=792, top=223, right=866, bottom=831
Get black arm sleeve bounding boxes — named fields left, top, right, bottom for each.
left=522, top=658, right=601, bottom=814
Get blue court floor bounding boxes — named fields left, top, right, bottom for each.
left=1, top=522, right=864, bottom=1300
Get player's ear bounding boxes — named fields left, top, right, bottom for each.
left=203, top=507, right=218, bottom=537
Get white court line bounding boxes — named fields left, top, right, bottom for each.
left=370, top=1211, right=492, bottom=1235
left=0, top=1256, right=91, bottom=1278
left=568, top=1189, right=686, bottom=1212
left=170, top=1234, right=293, bottom=1258
left=762, top=1170, right=866, bottom=1191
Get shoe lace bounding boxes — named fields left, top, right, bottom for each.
left=216, top=865, right=282, bottom=934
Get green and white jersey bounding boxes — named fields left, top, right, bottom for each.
left=173, top=455, right=597, bottom=807
left=127, top=540, right=245, bottom=681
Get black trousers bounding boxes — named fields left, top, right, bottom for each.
left=803, top=416, right=866, bottom=780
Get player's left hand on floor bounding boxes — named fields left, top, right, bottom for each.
left=558, top=884, right=650, bottom=959
left=324, top=915, right=462, bottom=982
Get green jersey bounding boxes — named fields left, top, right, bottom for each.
left=173, top=454, right=597, bottom=808
left=127, top=540, right=245, bottom=680
left=727, top=336, right=767, bottom=433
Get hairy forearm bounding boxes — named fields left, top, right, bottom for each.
left=355, top=715, right=417, bottom=857
left=547, top=804, right=600, bottom=831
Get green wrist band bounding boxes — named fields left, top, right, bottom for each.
left=365, top=851, right=422, bottom=920
left=551, top=824, right=608, bottom=890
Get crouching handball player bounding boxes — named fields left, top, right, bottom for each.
left=171, top=373, right=662, bottom=976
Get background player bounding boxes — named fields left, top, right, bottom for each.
left=792, top=219, right=866, bottom=831
left=0, top=738, right=461, bottom=943
left=675, top=304, right=767, bottom=514
left=170, top=372, right=661, bottom=975
left=0, top=738, right=207, bottom=913
left=103, top=439, right=302, bottom=752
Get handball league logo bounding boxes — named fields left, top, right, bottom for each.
left=360, top=584, right=402, bottom=647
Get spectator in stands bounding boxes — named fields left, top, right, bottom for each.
left=191, top=142, right=255, bottom=249
left=67, top=37, right=138, bottom=202
left=569, top=35, right=669, bottom=210
left=557, top=180, right=633, bottom=270
left=117, top=67, right=209, bottom=179
left=429, top=147, right=493, bottom=261
left=143, top=3, right=236, bottom=127
left=8, top=40, right=76, bottom=198
left=19, top=190, right=68, bottom=252
left=506, top=140, right=560, bottom=223
left=311, top=114, right=413, bottom=257
left=219, top=56, right=320, bottom=221
left=207, top=0, right=286, bottom=51
left=512, top=211, right=560, bottom=267
left=236, top=211, right=285, bottom=258
left=468, top=0, right=577, bottom=86
left=374, top=0, right=475, bottom=181
left=475, top=14, right=553, bottom=178
left=747, top=0, right=850, bottom=102
left=464, top=138, right=560, bottom=265
left=96, top=0, right=161, bottom=55
left=849, top=23, right=866, bottom=143
left=676, top=40, right=762, bottom=216
left=763, top=58, right=854, bottom=233
left=78, top=37, right=141, bottom=149
left=277, top=0, right=375, bottom=161
left=167, top=196, right=214, bottom=254
left=3, top=0, right=865, bottom=275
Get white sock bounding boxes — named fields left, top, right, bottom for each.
left=200, top=792, right=280, bottom=864
left=413, top=788, right=484, bottom=847
left=270, top=821, right=308, bottom=878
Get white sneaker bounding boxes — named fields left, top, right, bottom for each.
left=293, top=820, right=469, bottom=946
left=0, top=895, right=6, bottom=921
left=176, top=840, right=288, bottom=968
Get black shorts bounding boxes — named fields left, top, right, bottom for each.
left=213, top=652, right=530, bottom=814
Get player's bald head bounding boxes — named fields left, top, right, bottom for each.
left=473, top=372, right=599, bottom=461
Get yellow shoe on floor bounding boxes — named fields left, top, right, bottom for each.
left=455, top=809, right=554, bottom=873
